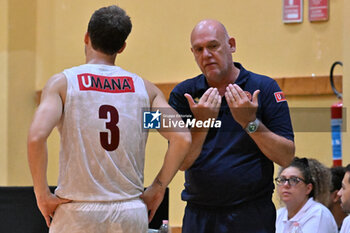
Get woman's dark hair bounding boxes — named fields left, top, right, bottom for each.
left=308, top=158, right=331, bottom=206
left=87, top=5, right=132, bottom=55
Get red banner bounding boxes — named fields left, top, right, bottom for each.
left=283, top=0, right=303, bottom=23
left=309, top=0, right=328, bottom=22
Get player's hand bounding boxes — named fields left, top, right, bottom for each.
left=141, top=182, right=166, bottom=222
left=184, top=87, right=222, bottom=122
left=224, top=84, right=260, bottom=128
left=36, top=192, right=71, bottom=227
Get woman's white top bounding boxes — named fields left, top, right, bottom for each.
left=276, top=198, right=338, bottom=233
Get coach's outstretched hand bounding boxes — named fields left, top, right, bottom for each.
left=184, top=87, right=221, bottom=122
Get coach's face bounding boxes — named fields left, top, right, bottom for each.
left=338, top=171, right=350, bottom=213
left=190, top=20, right=235, bottom=83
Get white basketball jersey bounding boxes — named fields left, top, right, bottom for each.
left=55, top=64, right=150, bottom=201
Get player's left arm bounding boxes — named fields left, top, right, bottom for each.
left=141, top=80, right=191, bottom=222
left=27, top=73, right=71, bottom=227
left=225, top=83, right=295, bottom=167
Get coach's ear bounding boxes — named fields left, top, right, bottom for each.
left=117, top=42, right=127, bottom=54
left=228, top=37, right=236, bottom=53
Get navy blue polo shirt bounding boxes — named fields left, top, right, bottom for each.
left=169, top=63, right=294, bottom=207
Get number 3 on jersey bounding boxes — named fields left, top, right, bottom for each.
left=99, top=105, right=119, bottom=151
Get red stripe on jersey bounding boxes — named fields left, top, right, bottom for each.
left=77, top=73, right=135, bottom=93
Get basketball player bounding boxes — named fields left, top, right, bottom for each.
left=27, top=5, right=191, bottom=233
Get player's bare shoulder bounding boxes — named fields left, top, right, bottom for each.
left=41, top=73, right=68, bottom=104
left=142, top=79, right=165, bottom=107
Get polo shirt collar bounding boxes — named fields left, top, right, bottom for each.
left=233, top=62, right=249, bottom=86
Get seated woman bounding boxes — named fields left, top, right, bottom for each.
left=275, top=157, right=338, bottom=233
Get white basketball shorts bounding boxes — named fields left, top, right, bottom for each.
left=49, top=198, right=148, bottom=233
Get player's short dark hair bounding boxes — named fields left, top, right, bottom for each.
left=330, top=166, right=345, bottom=192
left=88, top=5, right=132, bottom=55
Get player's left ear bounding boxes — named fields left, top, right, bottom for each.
left=228, top=37, right=236, bottom=53
left=117, top=42, right=127, bottom=54
left=84, top=32, right=89, bottom=45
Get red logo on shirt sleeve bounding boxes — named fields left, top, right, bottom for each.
left=274, top=91, right=286, bottom=103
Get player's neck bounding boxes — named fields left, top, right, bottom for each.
left=85, top=49, right=116, bottom=66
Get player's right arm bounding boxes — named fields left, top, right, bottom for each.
left=141, top=80, right=191, bottom=222
left=27, top=73, right=71, bottom=227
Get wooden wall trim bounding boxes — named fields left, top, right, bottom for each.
left=274, top=75, right=342, bottom=96
left=155, top=75, right=342, bottom=101
left=35, top=75, right=342, bottom=104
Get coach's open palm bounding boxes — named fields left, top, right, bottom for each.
left=225, top=84, right=260, bottom=128
left=184, top=87, right=221, bottom=122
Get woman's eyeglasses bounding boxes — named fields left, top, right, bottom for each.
left=275, top=176, right=306, bottom=186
